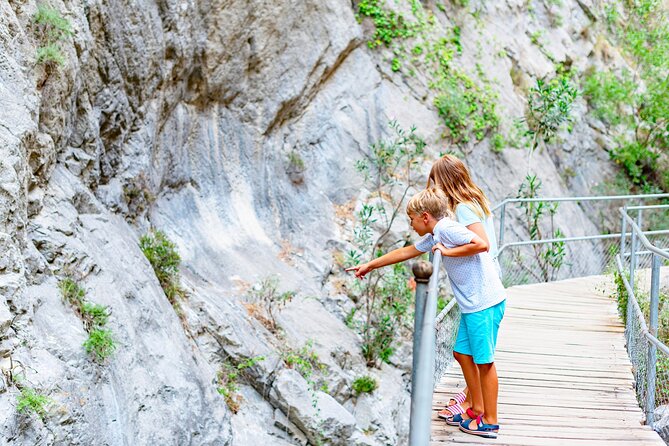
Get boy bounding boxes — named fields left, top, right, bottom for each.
left=347, top=188, right=506, bottom=439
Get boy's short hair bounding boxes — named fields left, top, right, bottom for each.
left=407, top=188, right=452, bottom=219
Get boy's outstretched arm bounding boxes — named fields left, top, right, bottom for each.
left=432, top=235, right=488, bottom=257
left=346, top=245, right=423, bottom=279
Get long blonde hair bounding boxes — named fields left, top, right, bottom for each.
left=427, top=154, right=491, bottom=218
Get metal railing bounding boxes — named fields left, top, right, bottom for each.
left=616, top=206, right=669, bottom=435
left=495, top=193, right=669, bottom=286
left=409, top=252, right=441, bottom=445
left=408, top=193, right=669, bottom=445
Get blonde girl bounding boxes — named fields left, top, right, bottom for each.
left=429, top=154, right=503, bottom=433
left=427, top=154, right=500, bottom=275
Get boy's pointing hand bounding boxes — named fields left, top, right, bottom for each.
left=345, top=263, right=372, bottom=279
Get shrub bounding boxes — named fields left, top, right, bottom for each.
left=16, top=387, right=51, bottom=420
left=282, top=340, right=325, bottom=380
left=352, top=375, right=378, bottom=394
left=357, top=0, right=419, bottom=48
left=139, top=230, right=186, bottom=306
left=81, top=302, right=109, bottom=329
left=347, top=122, right=424, bottom=367
left=59, top=278, right=85, bottom=307
left=281, top=341, right=326, bottom=434
left=216, top=356, right=265, bottom=413
left=83, top=328, right=116, bottom=362
left=515, top=174, right=566, bottom=282
left=33, top=4, right=72, bottom=67
left=36, top=42, right=65, bottom=65
left=612, top=270, right=628, bottom=322
left=249, top=276, right=295, bottom=332
left=582, top=70, right=635, bottom=126
left=355, top=1, right=499, bottom=149
left=590, top=0, right=669, bottom=191
left=59, top=277, right=116, bottom=362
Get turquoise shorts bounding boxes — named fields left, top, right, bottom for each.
left=453, top=300, right=506, bottom=364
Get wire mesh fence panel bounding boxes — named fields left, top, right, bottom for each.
left=499, top=234, right=669, bottom=288
left=627, top=298, right=650, bottom=419
left=499, top=238, right=619, bottom=287
left=434, top=301, right=461, bottom=384
left=653, top=348, right=669, bottom=443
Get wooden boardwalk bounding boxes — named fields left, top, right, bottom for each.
left=431, top=275, right=665, bottom=445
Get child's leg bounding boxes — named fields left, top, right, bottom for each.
left=453, top=352, right=484, bottom=416
left=452, top=317, right=484, bottom=416
left=462, top=300, right=505, bottom=425
left=477, top=362, right=499, bottom=425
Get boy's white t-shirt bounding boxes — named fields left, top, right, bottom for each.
left=415, top=218, right=506, bottom=314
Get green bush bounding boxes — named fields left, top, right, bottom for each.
left=139, top=231, right=181, bottom=285
left=58, top=278, right=85, bottom=307
left=352, top=375, right=378, bottom=394
left=612, top=270, right=628, bottom=322
left=525, top=74, right=578, bottom=145
left=582, top=70, right=635, bottom=126
left=591, top=0, right=669, bottom=191
left=216, top=356, right=265, bottom=413
left=36, top=43, right=65, bottom=65
left=81, top=302, right=109, bottom=329
left=59, top=277, right=116, bottom=362
left=355, top=1, right=499, bottom=148
left=491, top=133, right=506, bottom=153
left=515, top=174, right=566, bottom=282
left=140, top=230, right=186, bottom=306
left=282, top=340, right=325, bottom=379
left=17, top=387, right=51, bottom=420
left=357, top=0, right=419, bottom=48
left=83, top=328, right=116, bottom=362
left=347, top=122, right=425, bottom=367
left=33, top=4, right=72, bottom=66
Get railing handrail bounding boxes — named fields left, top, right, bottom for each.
left=620, top=209, right=669, bottom=260
left=491, top=192, right=669, bottom=212
left=497, top=229, right=669, bottom=254
left=616, top=205, right=668, bottom=429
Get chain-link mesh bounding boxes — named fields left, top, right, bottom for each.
left=434, top=300, right=461, bottom=384
left=499, top=233, right=669, bottom=287
left=654, top=347, right=669, bottom=442
left=619, top=227, right=669, bottom=442
left=626, top=294, right=650, bottom=421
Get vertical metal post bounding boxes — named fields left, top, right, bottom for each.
left=646, top=254, right=661, bottom=427
left=410, top=254, right=440, bottom=446
left=620, top=205, right=627, bottom=262
left=621, top=208, right=631, bottom=347
left=630, top=223, right=638, bottom=292
left=498, top=202, right=507, bottom=246
left=411, top=261, right=432, bottom=392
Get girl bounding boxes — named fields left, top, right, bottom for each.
left=428, top=154, right=503, bottom=432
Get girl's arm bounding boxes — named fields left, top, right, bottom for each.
left=432, top=235, right=488, bottom=257
left=465, top=222, right=490, bottom=252
left=346, top=245, right=423, bottom=279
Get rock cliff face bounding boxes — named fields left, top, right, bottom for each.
left=0, top=0, right=627, bottom=444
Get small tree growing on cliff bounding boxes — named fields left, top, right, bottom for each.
left=521, top=70, right=578, bottom=172
left=345, top=121, right=426, bottom=367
